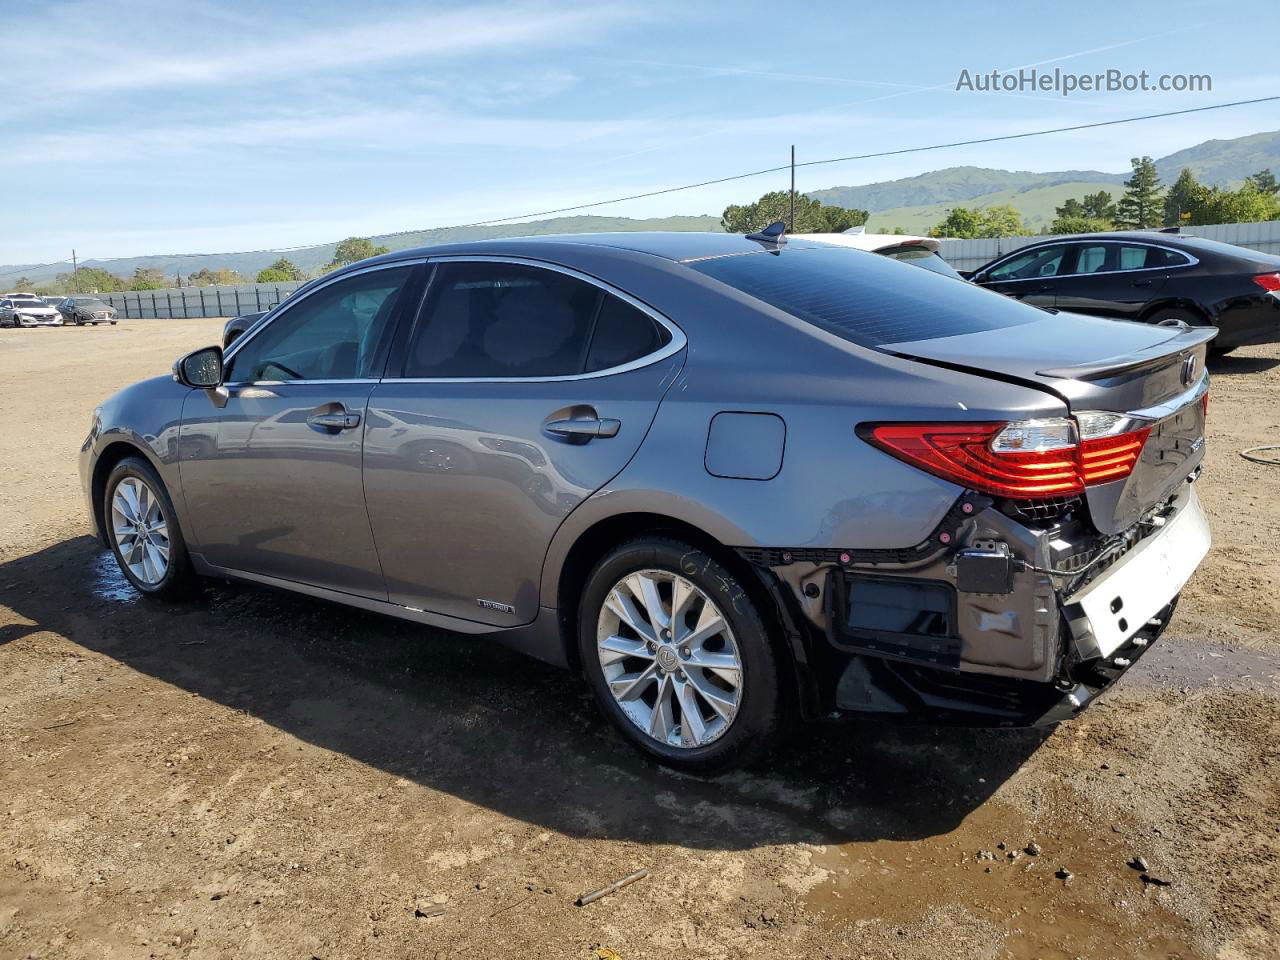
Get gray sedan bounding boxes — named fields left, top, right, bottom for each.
left=56, top=296, right=118, bottom=325
left=81, top=231, right=1212, bottom=771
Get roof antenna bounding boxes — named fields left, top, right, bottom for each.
left=746, top=221, right=787, bottom=244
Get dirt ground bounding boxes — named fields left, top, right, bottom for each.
left=2, top=318, right=1278, bottom=960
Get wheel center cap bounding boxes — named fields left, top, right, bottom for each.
left=656, top=646, right=680, bottom=673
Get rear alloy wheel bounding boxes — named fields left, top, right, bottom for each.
left=578, top=537, right=781, bottom=772
left=104, top=457, right=197, bottom=598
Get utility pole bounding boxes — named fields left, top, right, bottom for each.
left=789, top=145, right=796, bottom=231
left=72, top=249, right=79, bottom=293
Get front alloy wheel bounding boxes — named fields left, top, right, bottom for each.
left=110, top=476, right=171, bottom=584
left=103, top=456, right=196, bottom=598
left=597, top=569, right=743, bottom=749
left=579, top=537, right=781, bottom=772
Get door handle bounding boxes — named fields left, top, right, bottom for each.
left=545, top=417, right=621, bottom=440
left=307, top=410, right=361, bottom=431
left=1132, top=279, right=1154, bottom=287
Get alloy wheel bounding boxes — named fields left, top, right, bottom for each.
left=110, top=476, right=171, bottom=585
left=596, top=569, right=743, bottom=749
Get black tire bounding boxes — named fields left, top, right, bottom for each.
left=102, top=456, right=198, bottom=599
left=577, top=536, right=782, bottom=773
left=110, top=320, right=118, bottom=325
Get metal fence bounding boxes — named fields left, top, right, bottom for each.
left=937, top=220, right=1280, bottom=271
left=99, top=281, right=307, bottom=319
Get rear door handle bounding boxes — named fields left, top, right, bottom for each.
left=307, top=409, right=361, bottom=431
left=545, top=417, right=621, bottom=440
left=1132, top=279, right=1154, bottom=287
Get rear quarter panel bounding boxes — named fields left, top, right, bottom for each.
left=536, top=257, right=1071, bottom=608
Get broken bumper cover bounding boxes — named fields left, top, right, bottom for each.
left=829, top=485, right=1207, bottom=726
left=835, top=600, right=1176, bottom=726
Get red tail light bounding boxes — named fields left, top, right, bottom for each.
left=865, top=414, right=1151, bottom=500
left=1078, top=429, right=1151, bottom=485
left=1252, top=272, right=1280, bottom=292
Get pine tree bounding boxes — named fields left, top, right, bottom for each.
left=1163, top=168, right=1205, bottom=226
left=1115, top=156, right=1163, bottom=229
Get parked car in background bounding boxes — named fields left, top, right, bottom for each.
left=222, top=310, right=266, bottom=347
left=793, top=228, right=966, bottom=279
left=1, top=297, right=63, bottom=327
left=969, top=231, right=1280, bottom=354
left=83, top=232, right=1211, bottom=771
left=4, top=292, right=46, bottom=305
left=56, top=296, right=118, bottom=325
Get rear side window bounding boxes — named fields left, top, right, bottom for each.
left=586, top=295, right=668, bottom=372
left=690, top=246, right=1038, bottom=347
left=403, top=261, right=669, bottom=378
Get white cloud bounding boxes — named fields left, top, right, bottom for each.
left=0, top=1, right=635, bottom=112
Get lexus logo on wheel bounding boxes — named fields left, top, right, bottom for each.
left=1181, top=354, right=1198, bottom=386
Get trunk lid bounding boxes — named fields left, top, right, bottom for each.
left=883, top=312, right=1213, bottom=534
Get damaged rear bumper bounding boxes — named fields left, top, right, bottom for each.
left=743, top=479, right=1208, bottom=727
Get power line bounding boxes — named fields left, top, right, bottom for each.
left=4, top=93, right=1277, bottom=282
left=455, top=95, right=1280, bottom=227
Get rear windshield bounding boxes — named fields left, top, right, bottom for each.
left=882, top=247, right=964, bottom=280
left=689, top=246, right=1036, bottom=346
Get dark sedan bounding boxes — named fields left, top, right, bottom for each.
left=57, top=296, right=118, bottom=325
left=970, top=231, right=1280, bottom=353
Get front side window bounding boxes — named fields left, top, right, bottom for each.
left=227, top=266, right=411, bottom=382
left=402, top=262, right=669, bottom=378
left=986, top=246, right=1068, bottom=281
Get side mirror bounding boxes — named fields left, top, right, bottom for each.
left=174, top=345, right=224, bottom=388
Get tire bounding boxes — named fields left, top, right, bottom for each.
left=577, top=536, right=782, bottom=773
left=110, top=320, right=118, bottom=325
left=102, top=456, right=197, bottom=599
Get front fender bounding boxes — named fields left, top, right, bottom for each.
left=82, top=376, right=195, bottom=546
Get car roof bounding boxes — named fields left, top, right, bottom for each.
left=358, top=231, right=835, bottom=267
left=792, top=232, right=939, bottom=253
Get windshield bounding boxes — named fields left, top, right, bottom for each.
left=74, top=298, right=107, bottom=307
left=689, top=246, right=1036, bottom=347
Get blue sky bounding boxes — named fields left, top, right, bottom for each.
left=3, top=0, right=1279, bottom=265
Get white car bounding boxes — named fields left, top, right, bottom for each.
left=791, top=228, right=965, bottom=279
left=1, top=297, right=63, bottom=327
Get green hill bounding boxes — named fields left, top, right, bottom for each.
left=13, top=215, right=722, bottom=285
left=808, top=166, right=1121, bottom=212
left=865, top=180, right=1122, bottom=235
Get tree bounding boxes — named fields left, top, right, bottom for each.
left=1081, top=191, right=1117, bottom=222
left=1245, top=169, right=1279, bottom=196
left=185, top=267, right=243, bottom=286
left=58, top=267, right=123, bottom=293
left=1115, top=156, right=1163, bottom=229
left=256, top=257, right=305, bottom=283
left=720, top=191, right=867, bottom=234
left=1050, top=215, right=1114, bottom=235
left=129, top=267, right=167, bottom=290
left=930, top=204, right=1028, bottom=239
left=1197, top=182, right=1279, bottom=225
left=326, top=237, right=391, bottom=272
left=1163, top=168, right=1206, bottom=226
left=12, top=276, right=32, bottom=289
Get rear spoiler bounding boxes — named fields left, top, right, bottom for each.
left=1036, top=325, right=1218, bottom=380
